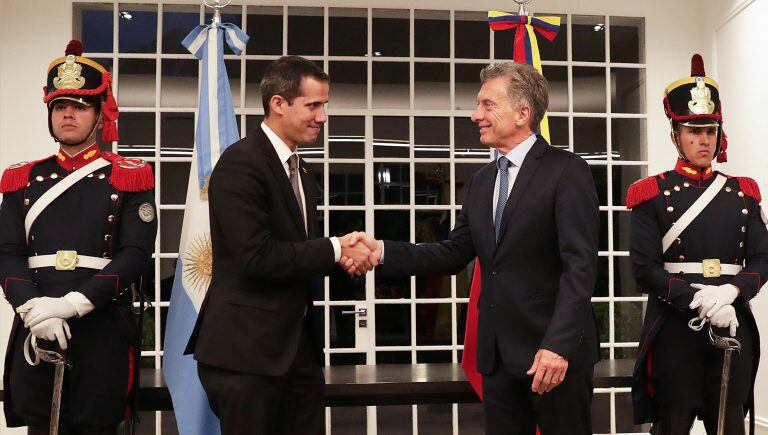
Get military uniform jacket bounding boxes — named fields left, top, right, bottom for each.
left=627, top=158, right=768, bottom=424
left=0, top=144, right=156, bottom=429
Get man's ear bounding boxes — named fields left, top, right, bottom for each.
left=517, top=106, right=531, bottom=126
left=270, top=95, right=287, bottom=116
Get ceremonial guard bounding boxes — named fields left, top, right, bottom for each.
left=628, top=54, right=767, bottom=435
left=0, top=40, right=156, bottom=434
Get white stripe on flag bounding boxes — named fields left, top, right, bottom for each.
left=207, top=24, right=221, bottom=161
left=187, top=28, right=208, bottom=58
left=225, top=27, right=247, bottom=52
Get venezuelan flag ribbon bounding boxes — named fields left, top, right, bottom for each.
left=461, top=12, right=561, bottom=407
left=487, top=11, right=560, bottom=142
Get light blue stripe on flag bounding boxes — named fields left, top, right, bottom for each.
left=163, top=21, right=248, bottom=435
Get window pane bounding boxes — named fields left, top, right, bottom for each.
left=613, top=210, right=632, bottom=252
left=454, top=117, right=488, bottom=159
left=225, top=59, right=241, bottom=108
left=373, top=62, right=409, bottom=109
left=329, top=8, right=367, bottom=56
left=416, top=350, right=451, bottom=363
left=415, top=10, right=449, bottom=58
left=542, top=65, right=568, bottom=112
left=331, top=406, right=366, bottom=433
left=160, top=209, right=183, bottom=252
left=378, top=406, right=413, bottom=434
left=612, top=164, right=643, bottom=207
left=162, top=5, right=199, bottom=54
left=118, top=4, right=157, bottom=54
left=118, top=59, right=156, bottom=107
left=572, top=15, right=606, bottom=62
left=374, top=163, right=409, bottom=205
left=374, top=211, right=410, bottom=299
left=588, top=164, right=607, bottom=207
left=415, top=63, right=449, bottom=109
left=75, top=3, right=114, bottom=53
left=376, top=304, right=411, bottom=346
left=416, top=304, right=452, bottom=345
left=160, top=162, right=190, bottom=205
left=161, top=59, right=198, bottom=108
left=615, top=256, right=640, bottom=297
left=547, top=116, right=569, bottom=148
left=288, top=7, right=323, bottom=55
left=329, top=61, right=367, bottom=109
left=573, top=67, right=606, bottom=113
left=373, top=9, right=409, bottom=57
left=593, top=301, right=609, bottom=342
left=328, top=116, right=364, bottom=159
left=246, top=6, right=283, bottom=55
left=594, top=255, right=609, bottom=297
left=455, top=11, right=489, bottom=59
left=455, top=63, right=483, bottom=111
left=414, top=117, right=449, bottom=158
left=117, top=112, right=154, bottom=156
left=610, top=16, right=645, bottom=63
left=329, top=211, right=366, bottom=301
left=574, top=117, right=607, bottom=160
left=160, top=112, right=194, bottom=157
left=415, top=163, right=450, bottom=205
left=456, top=163, right=484, bottom=205
left=611, top=68, right=646, bottom=114
left=329, top=164, right=364, bottom=205
left=245, top=60, right=272, bottom=109
left=373, top=117, right=409, bottom=158
left=615, top=301, right=643, bottom=342
left=611, top=118, right=646, bottom=161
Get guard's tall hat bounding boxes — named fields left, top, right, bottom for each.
left=663, top=53, right=727, bottom=162
left=43, top=40, right=119, bottom=142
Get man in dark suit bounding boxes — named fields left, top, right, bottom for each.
left=347, top=62, right=600, bottom=434
left=185, top=56, right=373, bottom=435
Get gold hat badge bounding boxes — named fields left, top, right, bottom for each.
left=53, top=55, right=86, bottom=90
left=688, top=77, right=715, bottom=115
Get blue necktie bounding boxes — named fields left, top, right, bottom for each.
left=495, top=156, right=511, bottom=242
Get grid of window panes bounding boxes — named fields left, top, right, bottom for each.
left=75, top=2, right=647, bottom=433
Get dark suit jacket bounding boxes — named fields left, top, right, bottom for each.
left=380, top=136, right=600, bottom=376
left=186, top=126, right=334, bottom=376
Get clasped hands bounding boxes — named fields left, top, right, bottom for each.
left=15, top=296, right=77, bottom=349
left=337, top=232, right=382, bottom=276
left=688, top=283, right=739, bottom=337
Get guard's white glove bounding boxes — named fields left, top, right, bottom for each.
left=688, top=283, right=739, bottom=318
left=709, top=305, right=739, bottom=337
left=30, top=318, right=72, bottom=350
left=16, top=297, right=78, bottom=328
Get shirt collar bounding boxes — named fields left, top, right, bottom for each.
left=56, top=143, right=101, bottom=171
left=261, top=122, right=295, bottom=167
left=498, top=133, right=537, bottom=168
left=674, top=157, right=715, bottom=181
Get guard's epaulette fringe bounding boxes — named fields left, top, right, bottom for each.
left=0, top=156, right=55, bottom=193
left=101, top=152, right=154, bottom=192
left=626, top=173, right=664, bottom=209
left=737, top=177, right=762, bottom=203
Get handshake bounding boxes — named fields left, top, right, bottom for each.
left=337, top=232, right=382, bottom=276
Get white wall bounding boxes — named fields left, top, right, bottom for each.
left=705, top=1, right=768, bottom=432
left=0, top=0, right=744, bottom=433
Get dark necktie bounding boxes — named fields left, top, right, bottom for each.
left=494, top=156, right=511, bottom=241
left=287, top=154, right=305, bottom=226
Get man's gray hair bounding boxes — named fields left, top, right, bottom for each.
left=480, top=62, right=549, bottom=131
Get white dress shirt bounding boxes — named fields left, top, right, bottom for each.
left=261, top=123, right=341, bottom=261
left=493, top=133, right=538, bottom=226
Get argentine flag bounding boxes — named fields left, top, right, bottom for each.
left=162, top=20, right=248, bottom=435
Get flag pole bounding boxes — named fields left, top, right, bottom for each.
left=202, top=0, right=231, bottom=24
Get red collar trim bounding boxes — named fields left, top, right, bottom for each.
left=674, top=158, right=715, bottom=181
left=56, top=143, right=102, bottom=171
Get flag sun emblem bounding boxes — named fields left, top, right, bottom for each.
left=183, top=232, right=213, bottom=294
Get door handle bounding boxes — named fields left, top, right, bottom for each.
left=340, top=308, right=367, bottom=317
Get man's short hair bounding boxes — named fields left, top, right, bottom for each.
left=479, top=62, right=549, bottom=131
left=261, top=56, right=329, bottom=117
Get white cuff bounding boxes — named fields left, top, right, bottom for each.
left=329, top=237, right=341, bottom=262
left=379, top=240, right=385, bottom=264
left=63, top=292, right=95, bottom=317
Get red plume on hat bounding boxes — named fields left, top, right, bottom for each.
left=65, top=40, right=84, bottom=57
left=690, top=53, right=705, bottom=76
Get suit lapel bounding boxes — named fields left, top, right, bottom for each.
left=256, top=128, right=307, bottom=238
left=496, top=137, right=547, bottom=244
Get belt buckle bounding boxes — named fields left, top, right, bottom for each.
left=55, top=250, right=78, bottom=271
left=702, top=259, right=721, bottom=278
